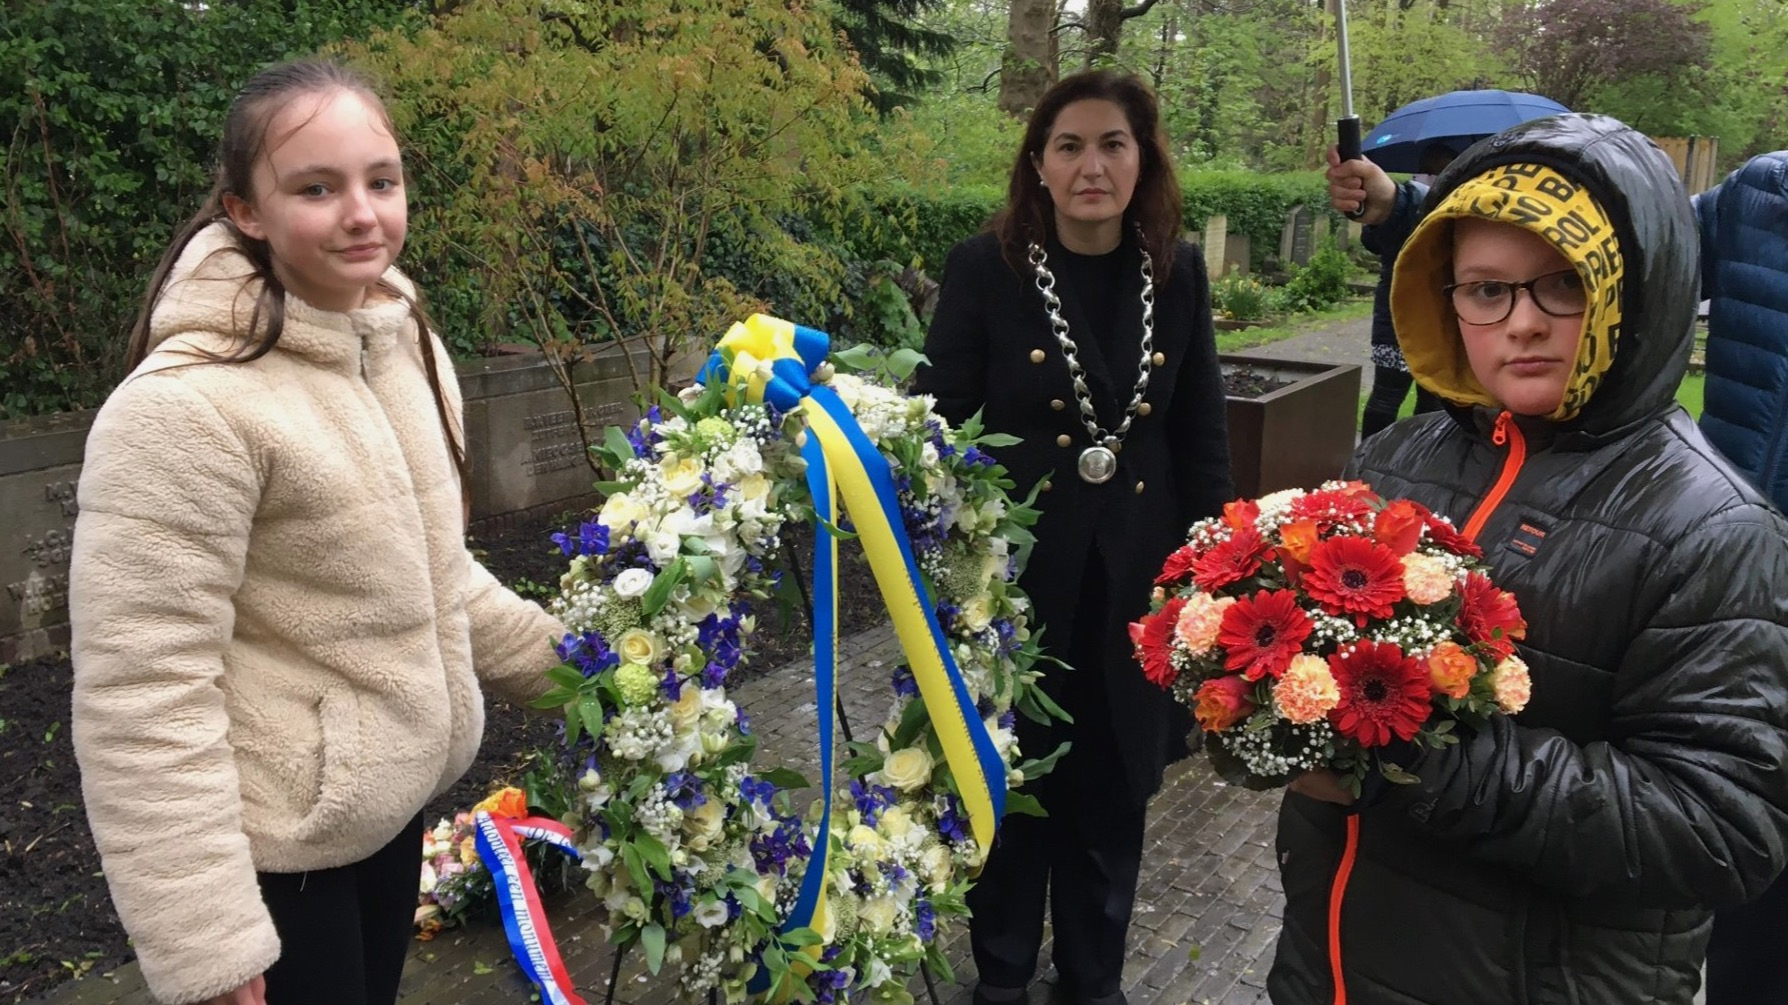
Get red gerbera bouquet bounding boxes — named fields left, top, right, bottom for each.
left=1131, top=481, right=1532, bottom=793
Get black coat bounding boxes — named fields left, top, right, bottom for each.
left=914, top=231, right=1234, bottom=804
left=1270, top=116, right=1788, bottom=1004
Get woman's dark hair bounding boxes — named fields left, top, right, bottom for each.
left=126, top=59, right=468, bottom=494
left=992, top=70, right=1182, bottom=278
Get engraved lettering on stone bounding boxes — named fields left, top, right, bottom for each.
left=7, top=572, right=69, bottom=618
left=46, top=480, right=79, bottom=517
left=22, top=527, right=73, bottom=568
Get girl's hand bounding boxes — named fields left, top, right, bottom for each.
left=204, top=975, right=267, bottom=1005
left=1289, top=769, right=1357, bottom=806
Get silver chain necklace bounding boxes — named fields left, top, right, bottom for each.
left=1027, top=237, right=1156, bottom=484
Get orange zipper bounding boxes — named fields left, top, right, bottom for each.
left=1325, top=410, right=1526, bottom=1005
left=1463, top=412, right=1527, bottom=542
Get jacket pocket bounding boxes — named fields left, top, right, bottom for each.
left=289, top=688, right=363, bottom=844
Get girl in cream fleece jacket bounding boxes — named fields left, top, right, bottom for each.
left=69, top=60, right=564, bottom=1005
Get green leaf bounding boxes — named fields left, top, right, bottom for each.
left=593, top=480, right=628, bottom=496
left=604, top=425, right=636, bottom=467
left=545, top=664, right=586, bottom=690
left=891, top=693, right=931, bottom=749
left=760, top=767, right=813, bottom=790
left=831, top=344, right=880, bottom=372
left=780, top=926, right=825, bottom=947
left=1003, top=791, right=1048, bottom=817
left=884, top=347, right=926, bottom=381
left=578, top=695, right=605, bottom=739
left=1015, top=740, right=1071, bottom=781
left=642, top=922, right=667, bottom=975
left=635, top=833, right=673, bottom=879
left=1379, top=761, right=1421, bottom=785
left=529, top=687, right=576, bottom=711
left=621, top=843, right=650, bottom=896
left=975, top=432, right=1022, bottom=447
left=640, top=558, right=686, bottom=617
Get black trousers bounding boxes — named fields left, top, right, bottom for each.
left=968, top=565, right=1150, bottom=1001
left=257, top=811, right=423, bottom=1005
left=1706, top=870, right=1788, bottom=1003
left=1360, top=366, right=1443, bottom=438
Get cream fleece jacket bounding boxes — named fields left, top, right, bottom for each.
left=69, top=224, right=565, bottom=1004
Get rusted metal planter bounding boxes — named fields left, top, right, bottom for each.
left=1220, top=354, right=1362, bottom=499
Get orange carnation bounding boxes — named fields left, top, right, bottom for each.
left=1426, top=641, right=1477, bottom=700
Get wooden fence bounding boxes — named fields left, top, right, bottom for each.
left=1654, top=135, right=1721, bottom=195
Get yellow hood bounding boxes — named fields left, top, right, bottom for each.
left=1391, top=163, right=1625, bottom=422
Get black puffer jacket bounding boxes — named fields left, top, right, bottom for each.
left=1269, top=116, right=1788, bottom=1004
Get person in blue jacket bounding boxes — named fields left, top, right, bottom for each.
left=1331, top=144, right=1788, bottom=1005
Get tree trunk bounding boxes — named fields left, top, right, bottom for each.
left=999, top=0, right=1058, bottom=117
left=1085, top=0, right=1124, bottom=66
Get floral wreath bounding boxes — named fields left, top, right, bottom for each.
left=433, top=317, right=1068, bottom=1005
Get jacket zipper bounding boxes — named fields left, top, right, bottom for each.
left=1326, top=410, right=1526, bottom=1005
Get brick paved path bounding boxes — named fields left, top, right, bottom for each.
left=35, top=624, right=1283, bottom=1005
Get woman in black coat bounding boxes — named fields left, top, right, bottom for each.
left=912, top=70, right=1233, bottom=1005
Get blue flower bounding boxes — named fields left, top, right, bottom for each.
left=891, top=666, right=918, bottom=699
left=661, top=668, right=683, bottom=702
left=915, top=899, right=938, bottom=942
left=664, top=771, right=706, bottom=810
left=850, top=779, right=897, bottom=825
left=555, top=630, right=619, bottom=678
left=935, top=794, right=969, bottom=843
left=551, top=520, right=610, bottom=557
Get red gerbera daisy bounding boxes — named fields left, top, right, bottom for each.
left=1192, top=525, right=1271, bottom=591
left=1424, top=514, right=1483, bottom=558
left=1301, top=535, right=1407, bottom=624
left=1327, top=639, right=1431, bottom=747
left=1289, top=488, right=1375, bottom=531
left=1217, top=589, right=1313, bottom=680
left=1457, top=572, right=1527, bottom=660
left=1155, top=545, right=1198, bottom=587
left=1132, top=596, right=1187, bottom=688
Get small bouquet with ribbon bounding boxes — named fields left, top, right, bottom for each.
left=1131, top=482, right=1532, bottom=794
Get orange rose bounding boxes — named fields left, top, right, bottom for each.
left=1373, top=500, right=1424, bottom=556
left=1223, top=498, right=1260, bottom=531
left=1279, top=519, right=1321, bottom=564
left=1193, top=675, right=1256, bottom=732
left=474, top=786, right=529, bottom=819
left=1427, top=642, right=1477, bottom=700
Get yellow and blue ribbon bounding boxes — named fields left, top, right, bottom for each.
left=699, top=315, right=1008, bottom=940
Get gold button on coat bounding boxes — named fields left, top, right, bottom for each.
left=1138, top=402, right=1152, bottom=416
left=1050, top=398, right=1065, bottom=411
left=1135, top=480, right=1146, bottom=494
left=1151, top=351, right=1166, bottom=366
left=1030, top=349, right=1046, bottom=363
left=1056, top=434, right=1072, bottom=447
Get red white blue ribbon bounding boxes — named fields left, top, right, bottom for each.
left=473, top=811, right=586, bottom=1005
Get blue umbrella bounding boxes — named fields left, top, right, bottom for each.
left=1363, top=89, right=1570, bottom=173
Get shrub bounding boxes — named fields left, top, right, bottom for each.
left=1211, top=271, right=1275, bottom=322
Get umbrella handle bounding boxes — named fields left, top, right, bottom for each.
left=1337, top=115, right=1366, bottom=219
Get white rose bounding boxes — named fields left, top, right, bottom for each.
left=684, top=799, right=726, bottom=850
left=920, top=844, right=952, bottom=892
left=617, top=628, right=667, bottom=666
left=612, top=567, right=654, bottom=599
left=879, top=746, right=934, bottom=792
left=599, top=492, right=648, bottom=530
left=858, top=896, right=899, bottom=935
left=737, top=473, right=771, bottom=505
left=713, top=441, right=763, bottom=482
left=920, top=441, right=939, bottom=468
left=848, top=824, right=884, bottom=854
left=661, top=456, right=706, bottom=496
left=646, top=529, right=682, bottom=565
left=878, top=806, right=913, bottom=841
left=419, top=862, right=438, bottom=896
left=961, top=595, right=994, bottom=633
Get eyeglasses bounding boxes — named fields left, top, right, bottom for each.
left=1443, top=269, right=1588, bottom=326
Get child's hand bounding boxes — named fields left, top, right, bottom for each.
left=1289, top=768, right=1358, bottom=806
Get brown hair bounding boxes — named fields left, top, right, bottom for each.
left=126, top=59, right=468, bottom=492
left=991, top=70, right=1182, bottom=277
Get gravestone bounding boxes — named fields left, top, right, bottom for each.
left=1224, top=233, right=1252, bottom=276
left=0, top=345, right=648, bottom=664
left=1201, top=215, right=1228, bottom=280
left=1312, top=215, right=1330, bottom=253
left=1279, top=205, right=1315, bottom=268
